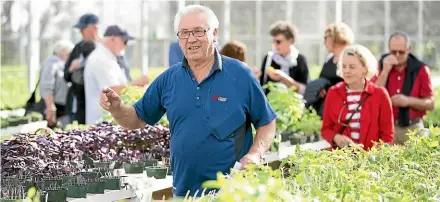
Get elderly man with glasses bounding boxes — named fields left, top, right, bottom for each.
left=373, top=31, right=434, bottom=145
left=99, top=5, right=277, bottom=197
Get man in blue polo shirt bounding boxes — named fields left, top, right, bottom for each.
left=99, top=5, right=277, bottom=197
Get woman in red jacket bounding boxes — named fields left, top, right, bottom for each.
left=321, top=44, right=394, bottom=150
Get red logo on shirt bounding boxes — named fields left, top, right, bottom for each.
left=212, top=95, right=228, bottom=102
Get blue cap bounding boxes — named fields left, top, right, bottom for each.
left=103, top=25, right=135, bottom=41
left=74, top=14, right=99, bottom=29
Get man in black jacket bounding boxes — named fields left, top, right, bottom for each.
left=374, top=31, right=434, bottom=145
left=64, top=14, right=100, bottom=124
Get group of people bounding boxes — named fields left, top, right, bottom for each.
left=188, top=19, right=434, bottom=150
left=39, top=14, right=149, bottom=128
left=38, top=3, right=435, bottom=198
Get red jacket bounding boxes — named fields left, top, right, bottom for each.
left=321, top=81, right=394, bottom=150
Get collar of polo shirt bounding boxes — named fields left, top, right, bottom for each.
left=181, top=48, right=223, bottom=71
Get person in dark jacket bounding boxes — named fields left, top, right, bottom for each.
left=64, top=14, right=100, bottom=124
left=372, top=31, right=434, bottom=145
left=308, top=22, right=354, bottom=117
left=260, top=21, right=310, bottom=95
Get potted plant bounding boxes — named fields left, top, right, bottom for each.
left=85, top=178, right=105, bottom=194
left=63, top=175, right=87, bottom=198
left=100, top=170, right=121, bottom=190
left=145, top=166, right=168, bottom=179
left=140, top=153, right=158, bottom=167
left=8, top=116, right=30, bottom=127
left=123, top=160, right=145, bottom=174
left=293, top=109, right=322, bottom=144
left=28, top=112, right=43, bottom=122
left=1, top=186, right=26, bottom=202
left=44, top=186, right=67, bottom=202
left=264, top=82, right=305, bottom=147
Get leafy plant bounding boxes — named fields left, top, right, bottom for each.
left=264, top=82, right=305, bottom=134
left=193, top=127, right=440, bottom=202
left=424, top=86, right=440, bottom=127
left=294, top=108, right=322, bottom=136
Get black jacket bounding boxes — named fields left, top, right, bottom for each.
left=260, top=53, right=310, bottom=94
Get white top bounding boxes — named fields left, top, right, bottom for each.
left=84, top=43, right=128, bottom=125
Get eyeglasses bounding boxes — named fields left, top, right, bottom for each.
left=391, top=50, right=406, bottom=55
left=177, top=28, right=210, bottom=39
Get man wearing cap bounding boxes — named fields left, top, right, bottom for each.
left=64, top=13, right=100, bottom=124
left=84, top=25, right=149, bottom=124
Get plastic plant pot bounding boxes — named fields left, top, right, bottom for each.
left=290, top=133, right=307, bottom=145
left=103, top=177, right=121, bottom=190
left=65, top=185, right=87, bottom=198
left=78, top=171, right=99, bottom=180
left=145, top=166, right=168, bottom=179
left=142, top=159, right=158, bottom=167
left=123, top=162, right=145, bottom=174
left=44, top=188, right=67, bottom=202
left=86, top=179, right=105, bottom=194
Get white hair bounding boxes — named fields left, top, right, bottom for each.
left=173, top=5, right=219, bottom=33
left=53, top=39, right=74, bottom=56
left=337, top=44, right=378, bottom=80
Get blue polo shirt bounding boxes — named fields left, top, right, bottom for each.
left=133, top=49, right=277, bottom=196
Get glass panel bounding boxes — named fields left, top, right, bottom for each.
left=342, top=1, right=385, bottom=36
left=261, top=1, right=287, bottom=38
left=199, top=1, right=223, bottom=31
left=357, top=40, right=385, bottom=59
left=420, top=40, right=440, bottom=69
left=292, top=1, right=322, bottom=34
left=390, top=1, right=419, bottom=36
left=423, top=1, right=440, bottom=37
left=230, top=1, right=256, bottom=37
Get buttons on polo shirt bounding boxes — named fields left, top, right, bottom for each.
left=397, top=76, right=401, bottom=80
left=197, top=87, right=200, bottom=90
left=397, top=89, right=400, bottom=93
left=196, top=96, right=200, bottom=100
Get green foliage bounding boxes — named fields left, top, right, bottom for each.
left=101, top=85, right=169, bottom=127
left=264, top=82, right=305, bottom=134
left=193, top=127, right=440, bottom=202
left=181, top=165, right=294, bottom=202
left=293, top=108, right=322, bottom=136
left=424, top=86, right=440, bottom=127
left=63, top=120, right=91, bottom=131
left=0, top=66, right=167, bottom=110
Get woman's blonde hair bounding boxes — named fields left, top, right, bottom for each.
left=325, top=22, right=354, bottom=46
left=337, top=44, right=378, bottom=79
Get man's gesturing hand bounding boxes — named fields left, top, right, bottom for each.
left=100, top=88, right=122, bottom=113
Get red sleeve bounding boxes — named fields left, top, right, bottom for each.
left=378, top=87, right=394, bottom=144
left=321, top=88, right=338, bottom=146
left=417, top=65, right=434, bottom=98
